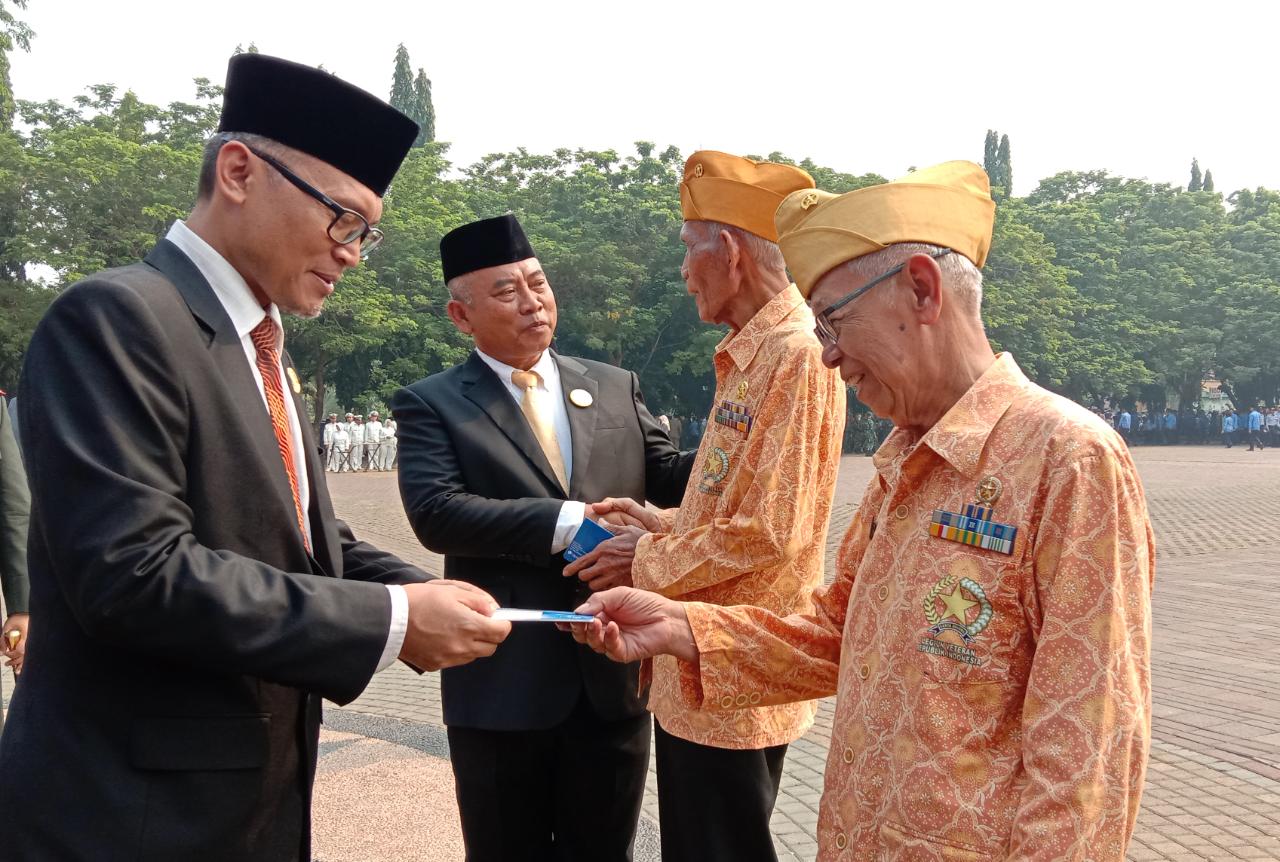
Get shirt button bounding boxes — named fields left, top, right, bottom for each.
left=894, top=504, right=909, bottom=519
left=720, top=695, right=735, bottom=708
left=877, top=585, right=889, bottom=602
left=842, top=747, right=854, bottom=764
left=859, top=664, right=870, bottom=680
left=835, top=832, right=848, bottom=850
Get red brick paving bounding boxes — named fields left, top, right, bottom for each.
left=318, top=446, right=1280, bottom=861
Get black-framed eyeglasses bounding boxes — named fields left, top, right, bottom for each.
left=814, top=249, right=953, bottom=347
left=242, top=143, right=384, bottom=257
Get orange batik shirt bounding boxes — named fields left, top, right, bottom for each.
left=633, top=284, right=846, bottom=749
left=678, top=354, right=1155, bottom=860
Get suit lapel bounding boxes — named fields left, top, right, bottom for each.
left=460, top=351, right=565, bottom=496
left=145, top=240, right=308, bottom=556
left=555, top=353, right=598, bottom=500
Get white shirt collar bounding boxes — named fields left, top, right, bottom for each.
left=476, top=348, right=559, bottom=389
left=166, top=220, right=283, bottom=345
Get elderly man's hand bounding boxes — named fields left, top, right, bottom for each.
left=2, top=613, right=28, bottom=676
left=562, top=588, right=697, bottom=664
left=589, top=497, right=664, bottom=533
left=562, top=525, right=645, bottom=591
left=399, top=581, right=512, bottom=672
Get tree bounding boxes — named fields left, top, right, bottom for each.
left=412, top=68, right=435, bottom=145
left=995, top=134, right=1013, bottom=200
left=233, top=42, right=260, bottom=55
left=388, top=44, right=415, bottom=117
left=1203, top=170, right=1215, bottom=193
left=983, top=130, right=998, bottom=185
left=1188, top=157, right=1203, bottom=192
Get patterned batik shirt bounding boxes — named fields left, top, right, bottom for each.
left=677, top=353, right=1155, bottom=860
left=634, top=284, right=846, bottom=750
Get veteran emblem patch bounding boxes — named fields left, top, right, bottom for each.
left=698, top=446, right=731, bottom=495
left=918, top=575, right=993, bottom=666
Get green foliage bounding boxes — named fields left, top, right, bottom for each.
left=2, top=65, right=1280, bottom=416
left=982, top=130, right=1013, bottom=200
left=1188, top=157, right=1203, bottom=192
left=388, top=44, right=415, bottom=118
left=412, top=69, right=435, bottom=146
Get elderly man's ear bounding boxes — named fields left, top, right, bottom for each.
left=904, top=253, right=945, bottom=325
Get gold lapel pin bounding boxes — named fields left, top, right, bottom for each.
left=569, top=388, right=593, bottom=408
left=736, top=380, right=749, bottom=401
left=976, top=476, right=1003, bottom=506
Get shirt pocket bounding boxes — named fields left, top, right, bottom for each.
left=909, top=550, right=1022, bottom=686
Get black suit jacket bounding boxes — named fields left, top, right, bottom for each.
left=0, top=240, right=428, bottom=862
left=393, top=350, right=693, bottom=731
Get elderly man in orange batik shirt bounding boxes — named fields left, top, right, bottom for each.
left=565, top=151, right=846, bottom=862
left=572, top=161, right=1155, bottom=862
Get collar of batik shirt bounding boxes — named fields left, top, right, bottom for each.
left=873, top=352, right=1028, bottom=481
left=716, top=283, right=808, bottom=372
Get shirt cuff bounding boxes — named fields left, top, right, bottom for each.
left=552, top=501, right=587, bottom=554
left=375, top=584, right=409, bottom=673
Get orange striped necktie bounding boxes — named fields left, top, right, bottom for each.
left=250, top=315, right=310, bottom=552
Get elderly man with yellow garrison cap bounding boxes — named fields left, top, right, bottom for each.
left=566, top=151, right=845, bottom=862
left=571, top=161, right=1156, bottom=861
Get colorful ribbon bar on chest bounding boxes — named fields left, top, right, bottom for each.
left=714, top=399, right=753, bottom=433
left=928, top=503, right=1017, bottom=555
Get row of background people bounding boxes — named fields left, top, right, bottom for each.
left=1109, top=406, right=1279, bottom=448
left=322, top=412, right=398, bottom=472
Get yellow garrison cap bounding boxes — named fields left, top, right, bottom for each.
left=680, top=151, right=815, bottom=243
left=775, top=160, right=996, bottom=298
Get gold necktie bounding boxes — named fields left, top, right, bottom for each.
left=511, top=369, right=568, bottom=492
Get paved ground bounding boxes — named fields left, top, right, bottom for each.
left=313, top=446, right=1280, bottom=861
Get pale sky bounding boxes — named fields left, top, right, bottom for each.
left=10, top=0, right=1278, bottom=197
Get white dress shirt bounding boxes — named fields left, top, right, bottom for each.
left=165, top=221, right=407, bottom=673
left=475, top=349, right=586, bottom=552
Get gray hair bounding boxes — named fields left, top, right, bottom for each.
left=688, top=220, right=786, bottom=274
left=197, top=132, right=289, bottom=201
left=839, top=242, right=984, bottom=317
left=446, top=272, right=473, bottom=305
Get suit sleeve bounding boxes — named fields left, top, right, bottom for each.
left=632, top=372, right=696, bottom=508
left=19, top=281, right=390, bottom=705
left=336, top=518, right=432, bottom=586
left=0, top=397, right=30, bottom=614
left=391, top=384, right=563, bottom=563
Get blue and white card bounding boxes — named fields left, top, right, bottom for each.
left=492, top=608, right=596, bottom=623
left=563, top=518, right=614, bottom=562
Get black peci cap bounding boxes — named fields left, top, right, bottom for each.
left=218, top=53, right=418, bottom=196
left=440, top=214, right=537, bottom=283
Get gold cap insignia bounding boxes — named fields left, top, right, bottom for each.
left=976, top=476, right=1003, bottom=506
left=800, top=191, right=820, bottom=210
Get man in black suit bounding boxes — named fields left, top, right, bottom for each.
left=0, top=55, right=511, bottom=862
left=393, top=214, right=695, bottom=861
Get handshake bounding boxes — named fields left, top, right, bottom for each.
left=394, top=498, right=664, bottom=673
left=562, top=498, right=666, bottom=592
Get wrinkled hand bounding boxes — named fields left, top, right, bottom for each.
left=399, top=580, right=511, bottom=672
left=561, top=587, right=696, bottom=664
left=562, top=525, right=645, bottom=591
left=2, top=613, right=28, bottom=676
left=589, top=497, right=664, bottom=533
